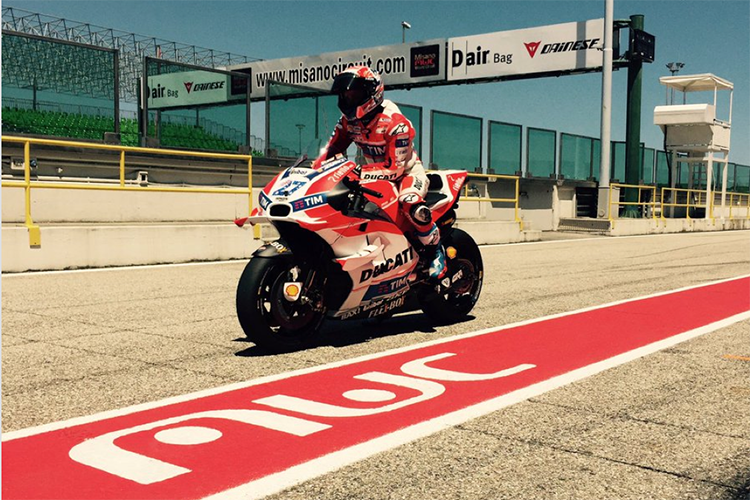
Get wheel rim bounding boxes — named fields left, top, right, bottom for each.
left=257, top=264, right=320, bottom=337
left=440, top=258, right=482, bottom=310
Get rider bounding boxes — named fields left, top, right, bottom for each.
left=312, top=65, right=446, bottom=280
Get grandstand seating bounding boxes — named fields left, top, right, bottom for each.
left=2, top=107, right=244, bottom=152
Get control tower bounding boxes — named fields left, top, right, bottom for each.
left=653, top=73, right=733, bottom=219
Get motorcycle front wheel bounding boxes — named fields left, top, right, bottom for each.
left=236, top=257, right=325, bottom=352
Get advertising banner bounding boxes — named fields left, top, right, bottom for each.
left=147, top=70, right=231, bottom=109
left=228, top=39, right=446, bottom=98
left=448, top=19, right=604, bottom=81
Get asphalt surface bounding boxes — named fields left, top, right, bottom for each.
left=2, top=230, right=750, bottom=499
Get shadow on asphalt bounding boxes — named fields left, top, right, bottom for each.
left=233, top=311, right=476, bottom=357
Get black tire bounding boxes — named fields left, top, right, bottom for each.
left=236, top=257, right=325, bottom=352
left=419, top=228, right=483, bottom=324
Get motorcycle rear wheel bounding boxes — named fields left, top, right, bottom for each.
left=418, top=228, right=483, bottom=324
left=236, top=257, right=325, bottom=352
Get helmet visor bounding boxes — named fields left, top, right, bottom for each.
left=340, top=87, right=368, bottom=109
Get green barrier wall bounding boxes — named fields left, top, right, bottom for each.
left=642, top=148, right=655, bottom=184
left=489, top=121, right=522, bottom=175
left=560, top=133, right=594, bottom=181
left=527, top=127, right=556, bottom=178
left=430, top=111, right=482, bottom=171
left=396, top=103, right=423, bottom=156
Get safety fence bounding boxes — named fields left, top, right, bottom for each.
left=1, top=136, right=253, bottom=246
left=608, top=183, right=658, bottom=222
left=607, top=182, right=750, bottom=223
left=458, top=172, right=523, bottom=231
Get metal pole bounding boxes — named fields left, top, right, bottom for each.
left=597, top=0, right=614, bottom=218
left=113, top=50, right=120, bottom=135
left=245, top=76, right=251, bottom=150
left=705, top=153, right=714, bottom=220
left=720, top=156, right=729, bottom=220
left=623, top=14, right=644, bottom=217
left=265, top=82, right=271, bottom=157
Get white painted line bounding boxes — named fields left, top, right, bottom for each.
left=481, top=228, right=750, bottom=249
left=0, top=259, right=250, bottom=277
left=5, top=272, right=748, bottom=442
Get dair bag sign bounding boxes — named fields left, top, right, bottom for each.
left=147, top=70, right=230, bottom=109
left=448, top=18, right=605, bottom=81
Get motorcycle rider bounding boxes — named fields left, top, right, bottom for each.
left=312, top=65, right=446, bottom=280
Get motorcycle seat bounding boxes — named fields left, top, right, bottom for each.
left=425, top=173, right=448, bottom=207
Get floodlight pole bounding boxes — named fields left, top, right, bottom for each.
left=402, top=21, right=411, bottom=44
left=597, top=0, right=614, bottom=218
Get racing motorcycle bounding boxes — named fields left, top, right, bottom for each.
left=234, top=154, right=483, bottom=352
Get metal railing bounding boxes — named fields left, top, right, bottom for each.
left=1, top=136, right=254, bottom=246
left=659, top=187, right=712, bottom=220
left=728, top=192, right=750, bottom=220
left=608, top=183, right=658, bottom=222
left=460, top=172, right=523, bottom=230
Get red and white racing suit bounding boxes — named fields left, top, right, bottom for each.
left=313, top=99, right=438, bottom=245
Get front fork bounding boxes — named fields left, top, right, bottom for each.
left=284, top=265, right=326, bottom=313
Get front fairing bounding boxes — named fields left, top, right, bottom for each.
left=248, top=157, right=399, bottom=232
left=248, top=157, right=353, bottom=227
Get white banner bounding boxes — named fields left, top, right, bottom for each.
left=448, top=19, right=604, bottom=81
left=228, top=40, right=446, bottom=98
left=147, top=70, right=230, bottom=109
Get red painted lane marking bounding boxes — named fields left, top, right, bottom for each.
left=3, top=277, right=749, bottom=500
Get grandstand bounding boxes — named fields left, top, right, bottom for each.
left=2, top=100, right=260, bottom=153
left=2, top=6, right=263, bottom=154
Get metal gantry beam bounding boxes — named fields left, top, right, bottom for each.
left=2, top=6, right=262, bottom=103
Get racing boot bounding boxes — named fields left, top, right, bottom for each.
left=415, top=224, right=447, bottom=280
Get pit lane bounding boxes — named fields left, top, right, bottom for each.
left=3, top=230, right=749, bottom=499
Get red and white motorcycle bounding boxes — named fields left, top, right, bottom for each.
left=234, top=155, right=483, bottom=352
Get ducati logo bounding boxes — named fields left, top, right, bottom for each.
left=524, top=41, right=541, bottom=58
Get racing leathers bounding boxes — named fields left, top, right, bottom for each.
left=313, top=99, right=446, bottom=278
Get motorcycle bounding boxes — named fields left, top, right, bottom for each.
left=234, top=154, right=483, bottom=352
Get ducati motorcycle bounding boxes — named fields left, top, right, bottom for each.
left=234, top=155, right=483, bottom=352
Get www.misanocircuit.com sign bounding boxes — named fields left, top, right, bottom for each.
left=227, top=40, right=446, bottom=98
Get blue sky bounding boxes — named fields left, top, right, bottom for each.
left=7, top=0, right=750, bottom=165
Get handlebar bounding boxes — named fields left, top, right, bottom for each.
left=358, top=184, right=384, bottom=199
left=342, top=177, right=384, bottom=199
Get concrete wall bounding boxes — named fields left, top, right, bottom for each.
left=2, top=186, right=260, bottom=223
left=1, top=223, right=262, bottom=272
left=1, top=181, right=535, bottom=272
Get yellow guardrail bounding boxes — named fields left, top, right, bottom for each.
left=1, top=136, right=254, bottom=246
left=728, top=192, right=750, bottom=220
left=660, top=187, right=712, bottom=220
left=461, top=172, right=523, bottom=231
left=608, top=183, right=658, bottom=223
